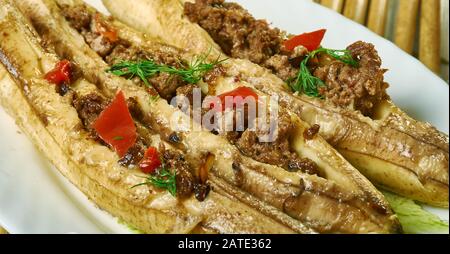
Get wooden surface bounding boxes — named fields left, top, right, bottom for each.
left=320, top=0, right=345, bottom=12
left=394, top=0, right=420, bottom=54
left=419, top=0, right=441, bottom=73
left=367, top=0, right=389, bottom=35
left=318, top=0, right=447, bottom=81
left=343, top=0, right=370, bottom=24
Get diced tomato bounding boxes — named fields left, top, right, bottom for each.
left=284, top=29, right=327, bottom=52
left=94, top=13, right=118, bottom=43
left=44, top=60, right=72, bottom=85
left=211, top=87, right=259, bottom=112
left=139, top=147, right=162, bottom=174
left=93, top=91, right=136, bottom=157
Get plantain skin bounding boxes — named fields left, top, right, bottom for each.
left=102, top=0, right=449, bottom=207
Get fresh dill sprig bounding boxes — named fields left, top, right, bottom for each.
left=132, top=167, right=177, bottom=197
left=179, top=53, right=226, bottom=84
left=113, top=136, right=124, bottom=141
left=313, top=48, right=359, bottom=67
left=288, top=55, right=326, bottom=98
left=107, top=60, right=161, bottom=87
left=288, top=47, right=359, bottom=98
left=106, top=51, right=226, bottom=87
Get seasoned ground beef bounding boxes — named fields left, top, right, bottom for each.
left=184, top=1, right=390, bottom=117
left=263, top=54, right=299, bottom=81
left=161, top=148, right=196, bottom=199
left=106, top=43, right=187, bottom=100
left=236, top=110, right=319, bottom=175
left=315, top=41, right=390, bottom=116
left=203, top=65, right=226, bottom=86
left=60, top=4, right=91, bottom=31
left=106, top=45, right=185, bottom=99
left=193, top=183, right=211, bottom=202
left=105, top=44, right=181, bottom=67
left=61, top=4, right=117, bottom=57
left=185, top=0, right=283, bottom=64
left=127, top=97, right=144, bottom=122
left=176, top=84, right=198, bottom=105
left=73, top=93, right=147, bottom=166
left=72, top=93, right=108, bottom=135
left=148, top=73, right=186, bottom=100
left=82, top=30, right=116, bottom=57
left=118, top=137, right=146, bottom=167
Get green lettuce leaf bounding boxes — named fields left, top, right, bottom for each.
left=382, top=191, right=449, bottom=234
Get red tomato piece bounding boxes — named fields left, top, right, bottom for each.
left=283, top=29, right=327, bottom=52
left=211, top=87, right=259, bottom=112
left=44, top=60, right=72, bottom=85
left=139, top=147, right=162, bottom=174
left=93, top=91, right=137, bottom=157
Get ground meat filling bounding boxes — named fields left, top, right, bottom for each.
left=61, top=4, right=91, bottom=31
left=236, top=110, right=319, bottom=175
left=175, top=83, right=319, bottom=175
left=61, top=5, right=187, bottom=100
left=72, top=93, right=147, bottom=167
left=106, top=45, right=188, bottom=100
left=64, top=3, right=318, bottom=176
left=161, top=147, right=199, bottom=199
left=184, top=0, right=283, bottom=65
left=184, top=1, right=390, bottom=116
left=118, top=137, right=146, bottom=167
left=72, top=93, right=108, bottom=137
left=315, top=41, right=390, bottom=116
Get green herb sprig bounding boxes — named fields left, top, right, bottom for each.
left=113, top=136, right=124, bottom=141
left=107, top=52, right=225, bottom=87
left=288, top=47, right=359, bottom=98
left=132, top=167, right=177, bottom=197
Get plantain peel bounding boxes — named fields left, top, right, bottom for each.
left=102, top=0, right=449, bottom=207
left=11, top=0, right=404, bottom=233
left=0, top=0, right=307, bottom=234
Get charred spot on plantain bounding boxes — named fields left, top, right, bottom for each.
left=282, top=178, right=306, bottom=213
left=38, top=112, right=49, bottom=127
left=232, top=161, right=244, bottom=187
left=168, top=132, right=182, bottom=144
left=118, top=138, right=146, bottom=168
left=56, top=83, right=70, bottom=96
left=367, top=195, right=389, bottom=215
left=194, top=182, right=211, bottom=201
left=127, top=97, right=145, bottom=121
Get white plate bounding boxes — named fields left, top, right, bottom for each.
left=0, top=0, right=448, bottom=233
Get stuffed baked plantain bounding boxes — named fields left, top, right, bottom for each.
left=11, top=0, right=402, bottom=233
left=0, top=0, right=316, bottom=234
left=102, top=0, right=449, bottom=207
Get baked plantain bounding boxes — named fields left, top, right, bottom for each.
left=102, top=0, right=449, bottom=207
left=13, top=0, right=405, bottom=233
left=0, top=0, right=307, bottom=234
